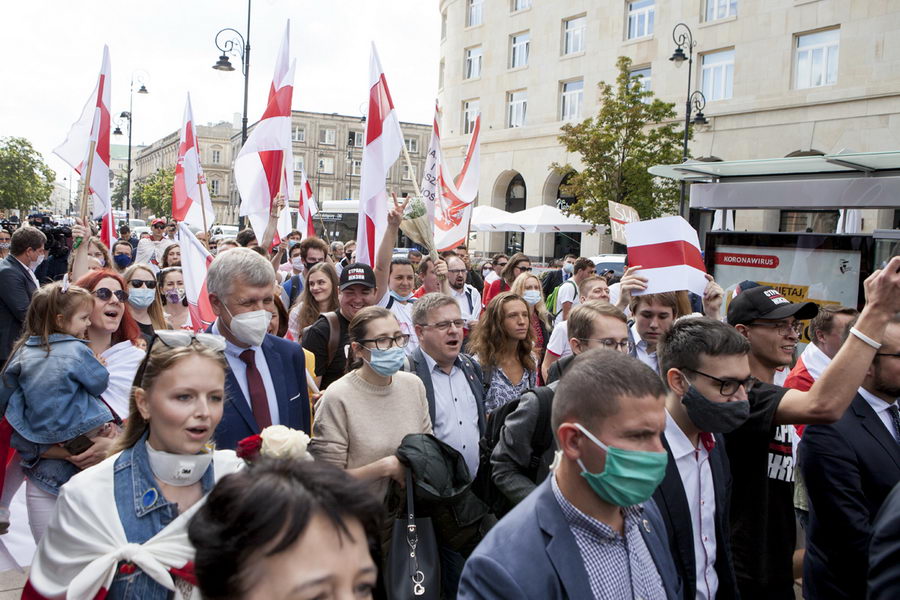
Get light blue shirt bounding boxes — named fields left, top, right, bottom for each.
left=212, top=321, right=281, bottom=426
left=421, top=350, right=481, bottom=478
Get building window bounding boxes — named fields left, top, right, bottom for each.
left=318, top=156, right=334, bottom=174
left=292, top=125, right=306, bottom=142
left=319, top=186, right=334, bottom=202
left=560, top=80, right=584, bottom=122
left=295, top=156, right=305, bottom=173
left=351, top=159, right=362, bottom=176
left=701, top=49, right=734, bottom=100
left=563, top=16, right=586, bottom=55
left=211, top=149, right=221, bottom=164
left=439, top=59, right=445, bottom=89
left=512, top=0, right=531, bottom=11
left=467, top=0, right=483, bottom=27
left=441, top=11, right=447, bottom=39
left=462, top=99, right=480, bottom=134
left=507, top=90, right=527, bottom=128
left=319, top=128, right=336, bottom=145
left=405, top=137, right=418, bottom=153
left=630, top=66, right=652, bottom=93
left=402, top=164, right=415, bottom=180
left=464, top=46, right=483, bottom=79
left=795, top=29, right=839, bottom=89
left=510, top=32, right=530, bottom=68
left=348, top=131, right=364, bottom=148
left=706, top=0, right=737, bottom=22
left=209, top=179, right=220, bottom=196
left=627, top=0, right=654, bottom=40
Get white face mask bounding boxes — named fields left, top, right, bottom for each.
left=224, top=305, right=271, bottom=347
left=291, top=257, right=304, bottom=271
left=145, top=442, right=213, bottom=486
left=29, top=252, right=45, bottom=271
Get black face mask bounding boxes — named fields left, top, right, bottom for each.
left=681, top=382, right=750, bottom=433
left=344, top=252, right=353, bottom=260
left=305, top=261, right=319, bottom=272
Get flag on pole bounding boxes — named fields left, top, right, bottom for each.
left=625, top=216, right=708, bottom=297
left=607, top=200, right=641, bottom=245
left=53, top=45, right=115, bottom=248
left=297, top=169, right=318, bottom=238
left=356, top=42, right=404, bottom=266
left=234, top=21, right=295, bottom=245
left=178, top=223, right=216, bottom=331
left=420, top=100, right=442, bottom=225
left=434, top=114, right=480, bottom=252
left=172, top=93, right=214, bottom=230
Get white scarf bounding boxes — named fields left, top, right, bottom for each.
left=27, top=449, right=243, bottom=599
left=100, top=341, right=146, bottom=419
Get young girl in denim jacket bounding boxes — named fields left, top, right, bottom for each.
left=0, top=280, right=115, bottom=541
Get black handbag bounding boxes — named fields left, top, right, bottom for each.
left=386, top=469, right=440, bottom=599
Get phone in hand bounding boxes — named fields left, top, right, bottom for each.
left=62, top=435, right=95, bottom=456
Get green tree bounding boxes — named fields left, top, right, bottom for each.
left=132, top=169, right=174, bottom=218
left=111, top=176, right=127, bottom=210
left=552, top=56, right=685, bottom=230
left=0, top=137, right=56, bottom=213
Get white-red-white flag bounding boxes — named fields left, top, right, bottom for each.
left=172, top=93, right=214, bottom=230
left=53, top=45, right=115, bottom=248
left=296, top=169, right=318, bottom=239
left=234, top=21, right=295, bottom=246
left=356, top=43, right=403, bottom=266
left=420, top=100, right=442, bottom=225
left=625, top=216, right=707, bottom=297
left=434, top=114, right=480, bottom=252
left=177, top=223, right=216, bottom=332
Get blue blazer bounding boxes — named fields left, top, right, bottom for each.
left=214, top=333, right=311, bottom=450
left=408, top=347, right=487, bottom=436
left=458, top=477, right=682, bottom=600
left=0, top=255, right=38, bottom=362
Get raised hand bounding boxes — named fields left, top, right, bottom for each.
left=387, top=192, right=409, bottom=228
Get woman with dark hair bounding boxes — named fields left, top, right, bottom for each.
left=158, top=267, right=191, bottom=330
left=268, top=294, right=290, bottom=338
left=468, top=291, right=537, bottom=414
left=481, top=252, right=531, bottom=307
left=287, top=262, right=339, bottom=341
left=189, top=459, right=384, bottom=600
left=309, top=306, right=431, bottom=503
left=160, top=243, right=181, bottom=268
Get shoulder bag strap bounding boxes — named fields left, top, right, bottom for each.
left=323, top=311, right=340, bottom=366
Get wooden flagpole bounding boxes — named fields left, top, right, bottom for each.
left=74, top=140, right=98, bottom=250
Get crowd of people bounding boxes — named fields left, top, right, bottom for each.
left=0, top=203, right=898, bottom=600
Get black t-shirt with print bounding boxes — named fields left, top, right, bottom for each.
left=723, top=381, right=796, bottom=600
left=301, top=310, right=350, bottom=390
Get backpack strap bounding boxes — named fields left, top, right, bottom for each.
left=323, top=311, right=340, bottom=367
left=288, top=274, right=302, bottom=307
left=528, top=386, right=556, bottom=472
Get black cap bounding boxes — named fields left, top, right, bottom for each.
left=339, top=263, right=376, bottom=290
left=727, top=285, right=819, bottom=326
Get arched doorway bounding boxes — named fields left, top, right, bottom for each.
left=554, top=171, right=580, bottom=257
left=505, top=174, right=526, bottom=254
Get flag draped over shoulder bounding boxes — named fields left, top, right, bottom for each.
left=234, top=21, right=295, bottom=245
left=178, top=223, right=215, bottom=332
left=297, top=169, right=318, bottom=239
left=53, top=45, right=115, bottom=248
left=356, top=43, right=403, bottom=266
left=434, top=114, right=480, bottom=252
left=172, top=93, right=214, bottom=230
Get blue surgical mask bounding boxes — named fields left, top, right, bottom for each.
left=128, top=287, right=156, bottom=309
left=365, top=346, right=406, bottom=376
left=563, top=262, right=575, bottom=274
left=114, top=254, right=132, bottom=269
left=389, top=289, right=414, bottom=303
left=522, top=290, right=542, bottom=306
left=288, top=239, right=300, bottom=248
left=574, top=423, right=668, bottom=507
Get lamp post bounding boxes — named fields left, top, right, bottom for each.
left=669, top=23, right=709, bottom=219
left=113, top=73, right=149, bottom=218
left=212, top=0, right=252, bottom=228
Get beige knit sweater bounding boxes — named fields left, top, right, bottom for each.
left=309, top=369, right=432, bottom=501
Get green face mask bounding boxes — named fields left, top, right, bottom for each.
left=574, top=423, right=668, bottom=507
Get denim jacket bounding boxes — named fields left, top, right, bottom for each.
left=107, top=431, right=216, bottom=600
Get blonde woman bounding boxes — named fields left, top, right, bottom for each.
left=511, top=272, right=551, bottom=381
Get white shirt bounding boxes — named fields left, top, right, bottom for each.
left=377, top=293, right=419, bottom=355
left=545, top=321, right=572, bottom=359
left=14, top=256, right=39, bottom=288
left=450, top=284, right=482, bottom=322
left=421, top=350, right=481, bottom=477
left=859, top=387, right=900, bottom=439
left=134, top=237, right=173, bottom=270
left=554, top=280, right=579, bottom=324
left=631, top=322, right=659, bottom=373
left=212, top=321, right=281, bottom=425
left=664, top=411, right=719, bottom=600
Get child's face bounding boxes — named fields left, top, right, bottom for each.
left=62, top=305, right=92, bottom=339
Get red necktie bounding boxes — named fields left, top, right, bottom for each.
left=699, top=432, right=716, bottom=452
left=239, top=349, right=272, bottom=430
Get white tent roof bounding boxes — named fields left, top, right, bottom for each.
left=470, top=205, right=523, bottom=231
left=507, top=204, right=594, bottom=233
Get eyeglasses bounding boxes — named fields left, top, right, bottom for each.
left=358, top=334, right=411, bottom=350
left=448, top=269, right=468, bottom=275
left=515, top=265, right=532, bottom=272
left=683, top=368, right=758, bottom=396
left=420, top=319, right=466, bottom=332
left=578, top=338, right=635, bottom=353
left=496, top=262, right=508, bottom=268
left=135, top=331, right=227, bottom=385
left=93, top=288, right=129, bottom=303
left=129, top=279, right=157, bottom=289
left=748, top=320, right=803, bottom=337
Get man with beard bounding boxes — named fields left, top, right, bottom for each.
left=446, top=254, right=481, bottom=331
left=800, top=315, right=900, bottom=599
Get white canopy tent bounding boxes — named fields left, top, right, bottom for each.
left=507, top=204, right=594, bottom=233
left=470, top=205, right=523, bottom=232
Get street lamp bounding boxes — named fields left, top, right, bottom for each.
left=213, top=0, right=252, bottom=227
left=670, top=22, right=709, bottom=219
left=113, top=72, right=149, bottom=218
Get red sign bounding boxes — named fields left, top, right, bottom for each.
left=714, top=252, right=780, bottom=269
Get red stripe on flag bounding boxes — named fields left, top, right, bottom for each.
left=365, top=215, right=376, bottom=264
left=365, top=74, right=395, bottom=145
left=628, top=240, right=705, bottom=272
left=260, top=84, right=293, bottom=120
left=95, top=74, right=111, bottom=164
left=259, top=150, right=284, bottom=208
left=101, top=213, right=115, bottom=249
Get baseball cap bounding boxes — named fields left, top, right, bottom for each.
left=727, top=285, right=819, bottom=326
left=151, top=218, right=166, bottom=227
left=339, top=263, right=376, bottom=290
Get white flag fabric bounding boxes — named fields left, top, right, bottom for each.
left=177, top=223, right=215, bottom=332
left=625, top=216, right=707, bottom=297
left=420, top=101, right=442, bottom=225
left=53, top=45, right=115, bottom=247
left=234, top=21, right=295, bottom=245
left=356, top=43, right=403, bottom=266
left=297, top=170, right=318, bottom=239
left=434, top=114, right=480, bottom=252
left=711, top=209, right=735, bottom=231
left=172, top=93, right=214, bottom=230
left=608, top=200, right=641, bottom=245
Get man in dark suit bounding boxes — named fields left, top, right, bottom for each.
left=870, top=480, right=900, bottom=600
left=541, top=254, right=576, bottom=299
left=459, top=349, right=682, bottom=600
left=0, top=226, right=46, bottom=364
left=206, top=247, right=311, bottom=449
left=654, top=317, right=749, bottom=600
left=800, top=315, right=900, bottom=600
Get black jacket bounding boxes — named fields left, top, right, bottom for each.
left=408, top=347, right=487, bottom=437
left=870, top=480, right=900, bottom=600
left=0, top=255, right=38, bottom=362
left=541, top=268, right=565, bottom=299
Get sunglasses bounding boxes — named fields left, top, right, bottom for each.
left=129, top=279, right=157, bottom=289
left=152, top=224, right=166, bottom=229
left=134, top=331, right=227, bottom=386
left=93, top=287, right=129, bottom=303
